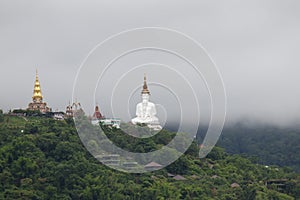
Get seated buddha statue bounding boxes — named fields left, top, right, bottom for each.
left=131, top=74, right=162, bottom=130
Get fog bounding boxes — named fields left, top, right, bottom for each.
left=1, top=0, right=300, bottom=127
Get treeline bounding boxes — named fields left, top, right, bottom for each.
left=217, top=124, right=300, bottom=173
left=0, top=115, right=299, bottom=199
left=9, top=109, right=62, bottom=117
left=0, top=110, right=3, bottom=123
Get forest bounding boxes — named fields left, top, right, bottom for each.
left=0, top=112, right=299, bottom=199
left=216, top=123, right=300, bottom=173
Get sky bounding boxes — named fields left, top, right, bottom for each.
left=1, top=0, right=300, bottom=127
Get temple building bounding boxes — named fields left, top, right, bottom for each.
left=27, top=70, right=51, bottom=113
left=65, top=101, right=74, bottom=117
left=90, top=104, right=120, bottom=128
left=91, top=104, right=104, bottom=125
left=131, top=74, right=162, bottom=130
left=93, top=105, right=103, bottom=119
left=65, top=100, right=84, bottom=117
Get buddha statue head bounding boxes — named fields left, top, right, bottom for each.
left=142, top=94, right=150, bottom=104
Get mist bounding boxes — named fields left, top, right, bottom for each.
left=1, top=0, right=300, bottom=127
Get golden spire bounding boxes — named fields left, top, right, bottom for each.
left=141, top=73, right=150, bottom=94
left=32, top=69, right=43, bottom=102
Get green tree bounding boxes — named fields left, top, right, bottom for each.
left=0, top=115, right=299, bottom=199
left=0, top=109, right=4, bottom=123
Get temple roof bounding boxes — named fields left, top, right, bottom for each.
left=144, top=161, right=162, bottom=168
left=93, top=105, right=103, bottom=119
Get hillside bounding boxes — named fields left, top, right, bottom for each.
left=216, top=124, right=300, bottom=173
left=0, top=115, right=299, bottom=199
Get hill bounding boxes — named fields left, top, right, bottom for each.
left=0, top=115, right=299, bottom=199
left=216, top=124, right=300, bottom=173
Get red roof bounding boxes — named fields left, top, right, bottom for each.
left=145, top=162, right=162, bottom=168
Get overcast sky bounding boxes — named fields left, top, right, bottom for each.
left=1, top=1, right=300, bottom=127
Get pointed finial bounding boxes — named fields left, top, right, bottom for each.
left=36, top=69, right=38, bottom=80
left=32, top=69, right=43, bottom=101
left=142, top=73, right=150, bottom=94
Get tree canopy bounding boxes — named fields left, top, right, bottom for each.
left=0, top=115, right=299, bottom=199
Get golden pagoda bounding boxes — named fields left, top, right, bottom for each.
left=27, top=70, right=51, bottom=113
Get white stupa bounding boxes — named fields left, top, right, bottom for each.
left=131, top=74, right=162, bottom=130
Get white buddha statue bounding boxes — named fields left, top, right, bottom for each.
left=131, top=74, right=162, bottom=130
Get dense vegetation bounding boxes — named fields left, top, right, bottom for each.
left=216, top=124, right=300, bottom=173
left=0, top=110, right=4, bottom=123
left=0, top=114, right=299, bottom=199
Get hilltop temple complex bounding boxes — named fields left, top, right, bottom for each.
left=24, top=71, right=159, bottom=131
left=27, top=70, right=51, bottom=113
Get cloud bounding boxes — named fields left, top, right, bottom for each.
left=0, top=0, right=300, bottom=127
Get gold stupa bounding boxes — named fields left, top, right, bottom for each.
left=27, top=70, right=50, bottom=113
left=32, top=70, right=43, bottom=102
